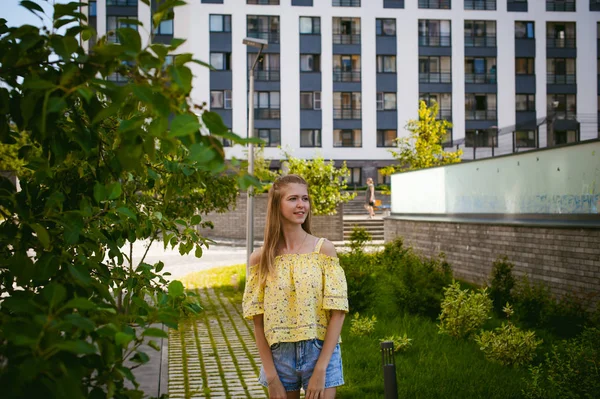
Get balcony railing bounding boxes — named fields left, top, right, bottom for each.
left=334, top=139, right=362, bottom=147
left=254, top=108, right=280, bottom=119
left=332, top=34, right=361, bottom=45
left=418, top=34, right=452, bottom=47
left=437, top=108, right=453, bottom=120
left=333, top=0, right=361, bottom=6
left=550, top=109, right=577, bottom=119
left=418, top=0, right=451, bottom=8
left=247, top=30, right=280, bottom=44
left=465, top=72, right=497, bottom=84
left=546, top=1, right=575, bottom=11
left=546, top=37, right=576, bottom=49
left=464, top=0, right=496, bottom=10
left=333, top=109, right=361, bottom=119
left=465, top=109, right=497, bottom=120
left=333, top=70, right=361, bottom=82
left=419, top=72, right=452, bottom=83
left=247, top=0, right=280, bottom=4
left=250, top=68, right=280, bottom=81
left=465, top=35, right=497, bottom=47
left=107, top=0, right=137, bottom=5
left=547, top=74, right=576, bottom=84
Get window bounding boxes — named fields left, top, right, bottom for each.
left=255, top=128, right=281, bottom=147
left=465, top=57, right=497, bottom=84
left=248, top=53, right=280, bottom=80
left=465, top=20, right=496, bottom=47
left=333, top=0, right=361, bottom=6
left=209, top=15, right=231, bottom=32
left=333, top=17, right=361, bottom=44
left=300, top=54, right=321, bottom=72
left=377, top=130, right=397, bottom=147
left=347, top=167, right=362, bottom=186
left=253, top=91, right=280, bottom=119
left=547, top=22, right=576, bottom=48
left=418, top=20, right=451, bottom=47
left=376, top=56, right=396, bottom=73
left=547, top=94, right=576, bottom=119
left=419, top=56, right=452, bottom=83
left=89, top=1, right=97, bottom=16
left=376, top=19, right=396, bottom=36
left=465, top=129, right=497, bottom=147
left=247, top=15, right=280, bottom=43
left=515, top=21, right=534, bottom=39
left=419, top=0, right=451, bottom=9
left=300, top=92, right=321, bottom=110
left=210, top=52, right=231, bottom=70
left=154, top=19, right=173, bottom=35
left=300, top=129, right=322, bottom=147
left=516, top=94, right=535, bottom=111
left=546, top=0, right=575, bottom=12
left=515, top=131, right=536, bottom=148
left=376, top=93, right=397, bottom=110
left=377, top=169, right=391, bottom=185
left=516, top=58, right=534, bottom=75
left=106, top=16, right=138, bottom=43
left=465, top=94, right=497, bottom=120
left=107, top=0, right=136, bottom=5
left=419, top=93, right=452, bottom=120
left=333, top=92, right=361, bottom=119
left=210, top=90, right=232, bottom=109
left=547, top=58, right=576, bottom=84
left=333, top=55, right=361, bottom=82
left=464, top=0, right=496, bottom=10
left=300, top=17, right=320, bottom=34
left=333, top=130, right=362, bottom=147
left=247, top=0, right=280, bottom=4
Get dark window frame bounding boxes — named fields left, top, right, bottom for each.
left=209, top=14, right=232, bottom=32
left=376, top=18, right=396, bottom=36
left=299, top=16, right=321, bottom=35
left=300, top=129, right=322, bottom=147
left=377, top=129, right=397, bottom=147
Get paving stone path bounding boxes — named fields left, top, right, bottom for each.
left=168, top=287, right=268, bottom=399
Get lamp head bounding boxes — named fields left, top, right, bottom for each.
left=242, top=37, right=268, bottom=49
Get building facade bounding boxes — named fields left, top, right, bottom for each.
left=88, top=0, right=600, bottom=186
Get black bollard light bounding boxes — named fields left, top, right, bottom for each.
left=380, top=341, right=398, bottom=399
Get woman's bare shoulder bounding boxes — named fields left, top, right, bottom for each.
left=319, top=239, right=338, bottom=258
left=249, top=247, right=263, bottom=267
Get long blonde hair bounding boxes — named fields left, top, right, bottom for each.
left=258, top=174, right=312, bottom=287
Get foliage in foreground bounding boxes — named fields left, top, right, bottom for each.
left=0, top=1, right=256, bottom=397
left=438, top=281, right=493, bottom=339
left=489, top=256, right=516, bottom=315
left=349, top=313, right=377, bottom=336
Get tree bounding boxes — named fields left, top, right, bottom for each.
left=0, top=1, right=258, bottom=397
left=282, top=152, right=356, bottom=216
left=381, top=101, right=462, bottom=177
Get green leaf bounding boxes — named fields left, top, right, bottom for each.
left=63, top=212, right=84, bottom=245
left=194, top=245, right=203, bottom=258
left=167, top=280, right=184, bottom=297
left=170, top=65, right=192, bottom=92
left=93, top=182, right=107, bottom=203
left=20, top=0, right=44, bottom=14
left=202, top=111, right=228, bottom=135
left=131, top=350, right=150, bottom=364
left=238, top=174, right=261, bottom=191
left=116, top=27, right=141, bottom=53
left=63, top=297, right=97, bottom=311
left=187, top=143, right=216, bottom=163
left=116, top=206, right=137, bottom=221
left=169, top=114, right=200, bottom=137
left=143, top=327, right=168, bottom=338
left=148, top=340, right=161, bottom=351
left=155, top=261, right=165, bottom=273
left=22, top=78, right=55, bottom=90
left=168, top=38, right=186, bottom=51
left=63, top=314, right=96, bottom=332
left=106, top=182, right=122, bottom=200
left=119, top=117, right=144, bottom=133
left=29, top=223, right=50, bottom=249
left=115, top=332, right=134, bottom=347
left=132, top=85, right=154, bottom=104
left=55, top=340, right=97, bottom=355
left=43, top=283, right=66, bottom=310
left=68, top=264, right=93, bottom=286
left=190, top=215, right=201, bottom=225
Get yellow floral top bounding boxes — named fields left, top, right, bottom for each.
left=242, top=238, right=349, bottom=347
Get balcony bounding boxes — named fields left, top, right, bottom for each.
left=333, top=0, right=360, bottom=6
left=254, top=108, right=280, bottom=119
left=419, top=72, right=452, bottom=83
left=546, top=74, right=576, bottom=84
left=419, top=34, right=451, bottom=47
left=546, top=1, right=575, bottom=11
left=465, top=72, right=496, bottom=84
left=465, top=35, right=497, bottom=48
left=418, top=0, right=451, bottom=8
left=333, top=109, right=361, bottom=119
left=247, top=0, right=279, bottom=4
left=546, top=36, right=576, bottom=49
left=247, top=30, right=280, bottom=44
left=333, top=34, right=360, bottom=45
left=333, top=70, right=361, bottom=82
left=550, top=109, right=577, bottom=120
left=250, top=68, right=280, bottom=81
left=437, top=108, right=453, bottom=120
left=465, top=109, right=497, bottom=120
left=464, top=0, right=496, bottom=10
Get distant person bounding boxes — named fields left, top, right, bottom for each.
left=364, top=177, right=376, bottom=219
left=243, top=174, right=349, bottom=399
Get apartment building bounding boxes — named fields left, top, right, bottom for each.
left=88, top=0, right=600, bottom=186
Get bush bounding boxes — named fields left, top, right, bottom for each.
left=380, top=334, right=412, bottom=353
left=489, top=256, right=516, bottom=315
left=339, top=252, right=378, bottom=313
left=387, top=250, right=453, bottom=319
left=438, top=281, right=492, bottom=339
left=544, top=291, right=589, bottom=338
left=523, top=327, right=600, bottom=399
left=349, top=313, right=377, bottom=336
left=475, top=304, right=542, bottom=367
left=512, top=275, right=553, bottom=329
left=348, top=225, right=372, bottom=254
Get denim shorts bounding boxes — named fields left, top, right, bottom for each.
left=258, top=339, right=344, bottom=392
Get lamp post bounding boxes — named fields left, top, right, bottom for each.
left=547, top=100, right=559, bottom=148
left=243, top=37, right=268, bottom=273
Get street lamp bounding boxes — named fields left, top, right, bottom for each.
left=243, top=37, right=268, bottom=273
left=547, top=100, right=559, bottom=148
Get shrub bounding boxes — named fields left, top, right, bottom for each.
left=489, top=256, right=516, bottom=315
left=388, top=251, right=453, bottom=319
left=348, top=225, right=372, bottom=254
left=523, top=327, right=600, bottom=399
left=512, top=275, right=553, bottom=328
left=544, top=291, right=589, bottom=338
left=349, top=313, right=377, bottom=336
left=339, top=252, right=378, bottom=313
left=438, top=281, right=492, bottom=339
left=380, top=334, right=413, bottom=353
left=475, top=304, right=543, bottom=367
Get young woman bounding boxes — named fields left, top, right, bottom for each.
left=364, top=177, right=376, bottom=219
left=243, top=174, right=349, bottom=399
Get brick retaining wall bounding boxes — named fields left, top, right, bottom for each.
left=384, top=218, right=600, bottom=300
left=198, top=194, right=344, bottom=242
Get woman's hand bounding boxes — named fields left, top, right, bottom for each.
left=267, top=376, right=287, bottom=399
left=306, top=368, right=326, bottom=399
